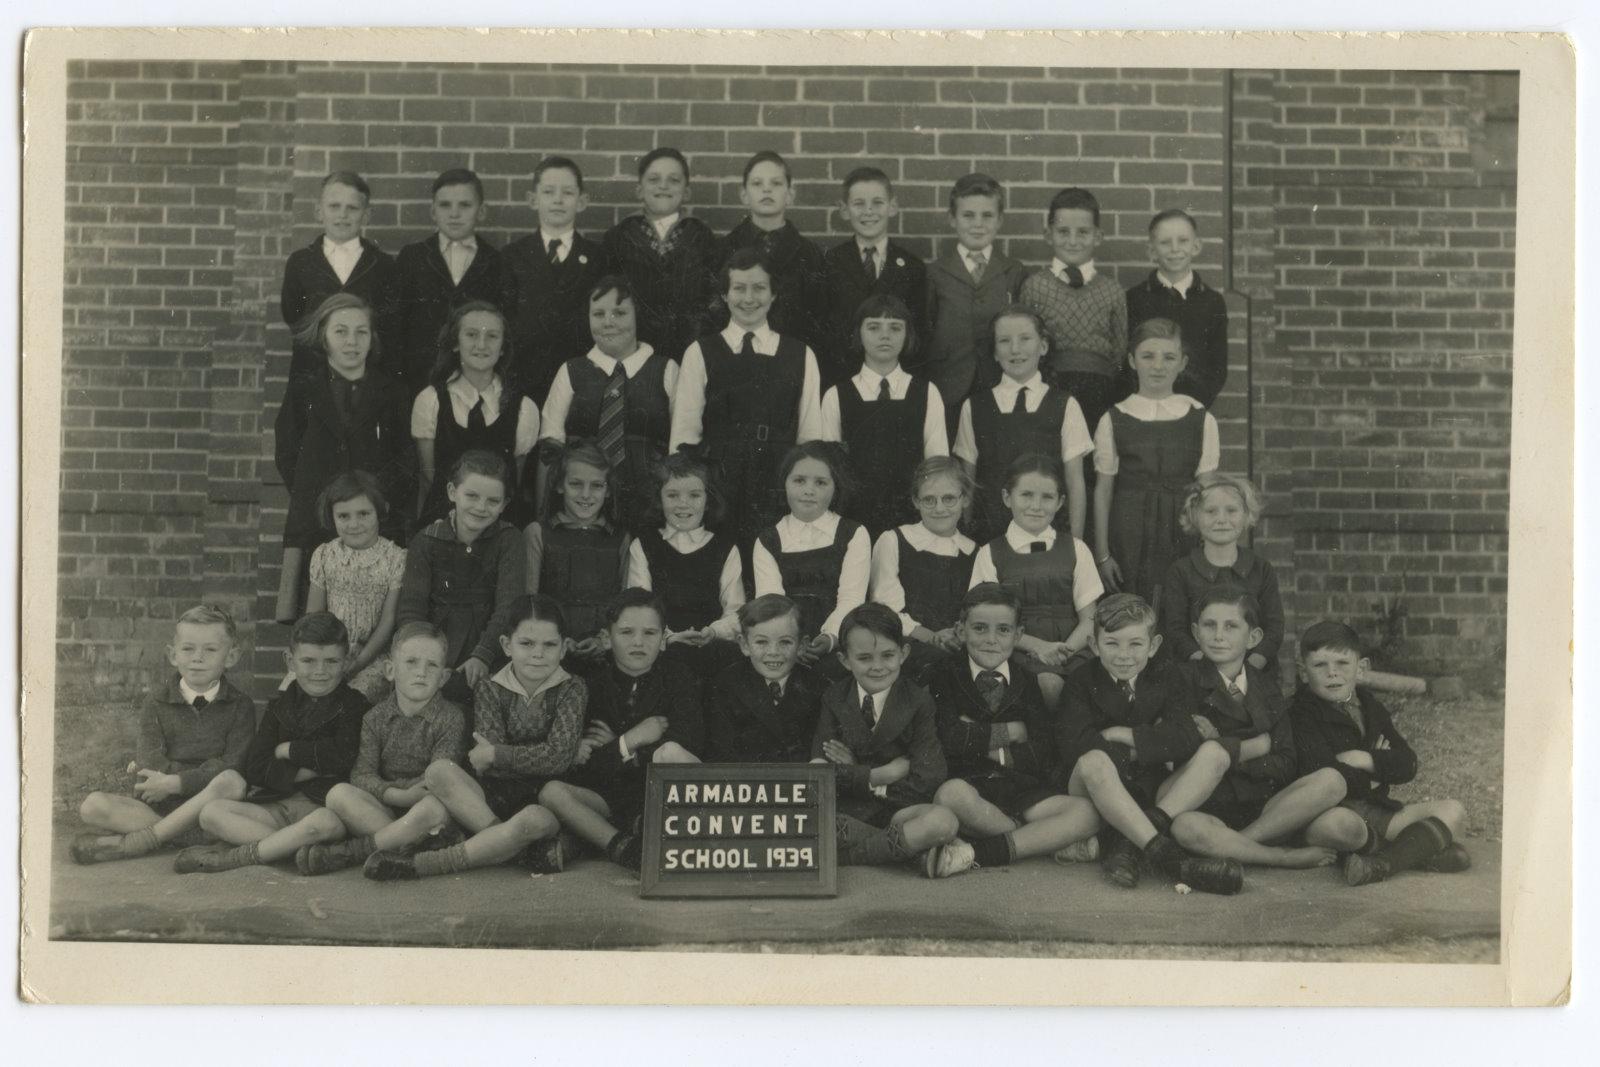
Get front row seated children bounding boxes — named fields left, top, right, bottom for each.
left=813, top=603, right=969, bottom=877
left=73, top=606, right=256, bottom=865
left=539, top=589, right=704, bottom=871
left=968, top=453, right=1103, bottom=704
left=752, top=441, right=871, bottom=671
left=306, top=471, right=407, bottom=701
left=296, top=622, right=468, bottom=875
left=525, top=440, right=631, bottom=656
left=1287, top=622, right=1472, bottom=886
left=173, top=612, right=367, bottom=874
left=1055, top=594, right=1245, bottom=895
left=925, top=584, right=1102, bottom=873
left=366, top=595, right=583, bottom=880
left=1167, top=590, right=1343, bottom=870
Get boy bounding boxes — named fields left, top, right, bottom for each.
left=719, top=151, right=829, bottom=376
left=280, top=171, right=396, bottom=378
left=388, top=168, right=517, bottom=394
left=703, top=594, right=829, bottom=764
left=503, top=156, right=610, bottom=403
left=1288, top=622, right=1472, bottom=886
left=539, top=589, right=704, bottom=871
left=1125, top=208, right=1229, bottom=407
left=1056, top=593, right=1244, bottom=894
left=1168, top=590, right=1346, bottom=869
left=925, top=584, right=1101, bottom=871
left=1019, top=187, right=1129, bottom=434
left=813, top=602, right=968, bottom=877
left=72, top=605, right=256, bottom=864
left=923, top=173, right=1030, bottom=432
left=296, top=622, right=467, bottom=875
left=171, top=612, right=368, bottom=874
left=822, top=167, right=928, bottom=385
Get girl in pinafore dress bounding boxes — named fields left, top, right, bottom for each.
left=305, top=470, right=406, bottom=700
left=525, top=440, right=631, bottom=659
left=1092, top=317, right=1220, bottom=613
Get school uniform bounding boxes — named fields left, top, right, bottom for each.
left=822, top=237, right=928, bottom=383
left=540, top=345, right=676, bottom=533
left=719, top=219, right=828, bottom=369
left=502, top=228, right=609, bottom=402
left=273, top=366, right=412, bottom=550
left=1186, top=662, right=1296, bottom=828
left=396, top=516, right=527, bottom=675
left=524, top=517, right=630, bottom=641
left=870, top=522, right=975, bottom=683
left=242, top=680, right=367, bottom=807
left=602, top=214, right=719, bottom=364
left=1126, top=269, right=1230, bottom=407
left=1288, top=684, right=1419, bottom=844
left=752, top=512, right=871, bottom=641
left=669, top=322, right=824, bottom=548
left=922, top=245, right=1029, bottom=432
left=703, top=661, right=827, bottom=764
left=133, top=675, right=257, bottom=810
left=926, top=653, right=1060, bottom=817
left=348, top=692, right=467, bottom=806
left=1161, top=547, right=1286, bottom=665
left=819, top=366, right=949, bottom=537
left=970, top=523, right=1103, bottom=646
left=812, top=675, right=948, bottom=825
left=386, top=233, right=517, bottom=396
left=470, top=665, right=587, bottom=819
left=410, top=372, right=539, bottom=527
left=280, top=235, right=397, bottom=378
left=567, top=659, right=705, bottom=824
left=951, top=371, right=1093, bottom=542
left=628, top=527, right=743, bottom=640
left=1055, top=658, right=1204, bottom=799
left=1019, top=260, right=1128, bottom=433
left=1093, top=395, right=1220, bottom=611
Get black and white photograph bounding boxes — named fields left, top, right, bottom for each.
left=16, top=26, right=1573, bottom=1009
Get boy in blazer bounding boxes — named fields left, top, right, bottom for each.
left=821, top=167, right=928, bottom=385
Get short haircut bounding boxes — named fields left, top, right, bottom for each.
left=291, top=293, right=379, bottom=361
left=949, top=172, right=1005, bottom=213
left=532, top=155, right=584, bottom=192
left=637, top=146, right=690, bottom=181
left=1299, top=621, right=1365, bottom=660
left=738, top=593, right=801, bottom=634
left=849, top=293, right=918, bottom=364
left=717, top=245, right=775, bottom=293
left=505, top=593, right=569, bottom=640
left=588, top=273, right=637, bottom=308
left=1048, top=186, right=1102, bottom=227
left=991, top=304, right=1048, bottom=346
left=837, top=602, right=906, bottom=649
left=448, top=448, right=509, bottom=492
left=1193, top=585, right=1262, bottom=630
left=1002, top=451, right=1064, bottom=496
left=541, top=439, right=614, bottom=524
left=778, top=440, right=852, bottom=515
left=390, top=620, right=448, bottom=658
left=175, top=604, right=238, bottom=645
left=603, top=587, right=667, bottom=630
left=1180, top=472, right=1264, bottom=534
left=321, top=170, right=371, bottom=202
left=1129, top=315, right=1185, bottom=355
left=841, top=166, right=894, bottom=200
left=290, top=610, right=350, bottom=653
left=646, top=451, right=727, bottom=530
left=742, top=149, right=791, bottom=184
left=432, top=299, right=511, bottom=388
left=960, top=582, right=1022, bottom=623
left=1095, top=593, right=1157, bottom=637
left=318, top=469, right=389, bottom=532
left=432, top=167, right=484, bottom=201
left=1149, top=207, right=1198, bottom=235
left=909, top=454, right=975, bottom=514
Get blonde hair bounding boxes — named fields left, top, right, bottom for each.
left=1180, top=472, right=1263, bottom=534
left=175, top=604, right=238, bottom=645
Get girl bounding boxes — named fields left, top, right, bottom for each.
left=819, top=294, right=950, bottom=538
left=525, top=440, right=631, bottom=656
left=1093, top=317, right=1221, bottom=611
left=869, top=456, right=977, bottom=683
left=395, top=449, right=527, bottom=709
left=411, top=300, right=538, bottom=528
left=752, top=441, right=871, bottom=668
left=626, top=453, right=745, bottom=675
left=951, top=306, right=1091, bottom=544
left=538, top=276, right=678, bottom=534
left=969, top=453, right=1104, bottom=703
left=1161, top=472, right=1285, bottom=669
left=305, top=471, right=406, bottom=700
left=601, top=146, right=719, bottom=364
left=274, top=293, right=410, bottom=621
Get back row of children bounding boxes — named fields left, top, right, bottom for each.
left=73, top=580, right=1471, bottom=897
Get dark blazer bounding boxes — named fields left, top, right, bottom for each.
left=501, top=230, right=609, bottom=403
left=703, top=661, right=827, bottom=764
left=717, top=220, right=829, bottom=363
left=574, top=660, right=705, bottom=788
left=925, top=653, right=1058, bottom=788
left=1125, top=270, right=1230, bottom=407
left=280, top=237, right=398, bottom=371
left=1186, top=661, right=1296, bottom=799
left=1055, top=658, right=1204, bottom=783
left=602, top=215, right=719, bottom=364
left=821, top=238, right=928, bottom=385
left=811, top=675, right=946, bottom=808
left=1288, top=684, right=1418, bottom=809
left=243, top=681, right=368, bottom=805
left=385, top=235, right=517, bottom=395
left=922, top=246, right=1030, bottom=417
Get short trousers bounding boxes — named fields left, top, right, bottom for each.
left=1340, top=796, right=1400, bottom=853
left=148, top=794, right=186, bottom=818
left=1196, top=776, right=1269, bottom=831
left=837, top=793, right=897, bottom=830
left=255, top=792, right=321, bottom=829
left=477, top=775, right=552, bottom=821
left=969, top=775, right=1061, bottom=822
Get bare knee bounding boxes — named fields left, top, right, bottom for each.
left=1075, top=750, right=1116, bottom=789
left=1194, top=739, right=1231, bottom=774
left=197, top=801, right=231, bottom=835
left=1309, top=767, right=1348, bottom=805
left=424, top=759, right=468, bottom=792
left=510, top=805, right=558, bottom=841
left=538, top=781, right=571, bottom=808
left=323, top=782, right=360, bottom=815
left=410, top=795, right=449, bottom=831
left=1171, top=811, right=1217, bottom=851
left=304, top=807, right=347, bottom=842
left=79, top=791, right=111, bottom=824
left=933, top=779, right=978, bottom=809
left=1307, top=808, right=1368, bottom=851
left=924, top=805, right=960, bottom=843
left=1434, top=799, right=1466, bottom=835
left=652, top=741, right=697, bottom=764
left=210, top=769, right=247, bottom=801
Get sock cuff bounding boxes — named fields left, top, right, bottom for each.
left=1418, top=816, right=1454, bottom=852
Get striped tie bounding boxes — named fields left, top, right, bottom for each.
left=597, top=365, right=627, bottom=470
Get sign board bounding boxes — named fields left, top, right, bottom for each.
left=639, top=763, right=837, bottom=898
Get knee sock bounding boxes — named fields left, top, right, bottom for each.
left=121, top=827, right=160, bottom=856
left=971, top=832, right=1016, bottom=868
left=1143, top=806, right=1174, bottom=839
left=412, top=842, right=470, bottom=878
left=1377, top=817, right=1454, bottom=875
left=216, top=841, right=261, bottom=870
left=835, top=820, right=915, bottom=866
left=341, top=834, right=377, bottom=862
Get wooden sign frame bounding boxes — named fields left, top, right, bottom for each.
left=639, top=763, right=838, bottom=899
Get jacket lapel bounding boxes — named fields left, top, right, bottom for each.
left=422, top=239, right=453, bottom=287
left=869, top=679, right=914, bottom=748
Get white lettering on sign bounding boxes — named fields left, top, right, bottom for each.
left=663, top=781, right=811, bottom=806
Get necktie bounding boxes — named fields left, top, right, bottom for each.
left=1011, top=385, right=1028, bottom=415
left=191, top=695, right=209, bottom=711
left=1118, top=679, right=1135, bottom=701
left=1225, top=678, right=1244, bottom=703
left=861, top=693, right=876, bottom=729
left=1065, top=264, right=1085, bottom=289
left=968, top=251, right=987, bottom=283
left=767, top=681, right=783, bottom=704
left=1029, top=541, right=1048, bottom=553
left=1341, top=698, right=1365, bottom=735
left=546, top=237, right=562, bottom=264
left=739, top=331, right=757, bottom=357
left=877, top=378, right=891, bottom=403
left=975, top=669, right=1006, bottom=712
left=863, top=245, right=878, bottom=279
left=597, top=365, right=627, bottom=469
left=467, top=397, right=486, bottom=434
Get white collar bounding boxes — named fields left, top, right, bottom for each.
left=856, top=235, right=889, bottom=259
left=439, top=233, right=478, bottom=253
left=780, top=511, right=840, bottom=538
left=993, top=372, right=1045, bottom=397
left=960, top=245, right=991, bottom=266
left=322, top=235, right=362, bottom=253
left=855, top=363, right=908, bottom=391
left=491, top=662, right=570, bottom=700
left=1219, top=667, right=1249, bottom=695
left=719, top=321, right=776, bottom=349
left=969, top=658, right=1011, bottom=684
left=585, top=343, right=653, bottom=376
left=855, top=683, right=889, bottom=717
left=660, top=525, right=712, bottom=548
left=539, top=228, right=574, bottom=248
left=901, top=521, right=975, bottom=554
left=1118, top=393, right=1202, bottom=418
left=446, top=371, right=501, bottom=405
left=179, top=678, right=223, bottom=705
left=1052, top=257, right=1097, bottom=283
left=649, top=213, right=680, bottom=238
left=1158, top=271, right=1194, bottom=296
left=1003, top=522, right=1057, bottom=552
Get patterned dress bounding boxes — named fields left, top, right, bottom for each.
left=308, top=536, right=407, bottom=699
